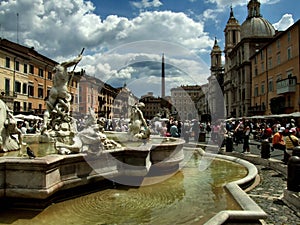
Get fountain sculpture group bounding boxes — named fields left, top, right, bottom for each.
left=0, top=53, right=184, bottom=200
left=0, top=54, right=129, bottom=154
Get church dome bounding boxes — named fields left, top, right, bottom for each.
left=241, top=17, right=275, bottom=39
left=240, top=0, right=275, bottom=39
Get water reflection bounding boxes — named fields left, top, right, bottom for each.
left=0, top=151, right=247, bottom=225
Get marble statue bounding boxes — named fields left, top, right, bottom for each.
left=128, top=102, right=150, bottom=139
left=42, top=54, right=82, bottom=136
left=0, top=99, right=23, bottom=152
left=55, top=107, right=121, bottom=155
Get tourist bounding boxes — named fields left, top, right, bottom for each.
left=285, top=127, right=299, bottom=162
left=272, top=127, right=286, bottom=150
left=242, top=125, right=251, bottom=153
left=20, top=122, right=27, bottom=134
left=272, top=127, right=287, bottom=163
left=170, top=121, right=180, bottom=138
left=166, top=116, right=174, bottom=134
left=160, top=122, right=168, bottom=137
left=234, top=119, right=245, bottom=145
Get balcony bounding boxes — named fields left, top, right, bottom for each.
left=248, top=104, right=266, bottom=114
left=276, top=77, right=296, bottom=94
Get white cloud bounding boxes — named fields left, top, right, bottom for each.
left=0, top=0, right=214, bottom=59
left=113, top=67, right=135, bottom=79
left=0, top=0, right=213, bottom=97
left=204, top=0, right=244, bottom=8
left=204, top=0, right=279, bottom=8
left=130, top=0, right=163, bottom=9
left=273, top=14, right=294, bottom=31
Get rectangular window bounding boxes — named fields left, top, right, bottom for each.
left=287, top=31, right=291, bottom=43
left=15, top=81, right=21, bottom=93
left=268, top=58, right=272, bottom=69
left=268, top=79, right=273, bottom=92
left=254, top=85, right=258, bottom=97
left=261, top=82, right=265, bottom=95
left=268, top=46, right=272, bottom=55
left=38, top=86, right=43, bottom=98
left=232, top=30, right=236, bottom=44
left=277, top=75, right=282, bottom=82
left=287, top=47, right=292, bottom=60
left=48, top=71, right=52, bottom=80
left=15, top=61, right=20, bottom=71
left=260, top=51, right=264, bottom=60
left=5, top=78, right=10, bottom=94
left=5, top=57, right=10, bottom=68
left=276, top=39, right=280, bottom=49
left=47, top=88, right=51, bottom=98
left=38, top=68, right=43, bottom=77
left=22, top=83, right=27, bottom=94
left=277, top=53, right=281, bottom=65
left=255, top=67, right=258, bottom=76
left=287, top=70, right=293, bottom=78
left=29, top=64, right=34, bottom=74
left=28, top=102, right=32, bottom=110
left=261, top=62, right=265, bottom=72
left=28, top=84, right=34, bottom=97
left=24, top=64, right=28, bottom=73
left=23, top=102, right=27, bottom=111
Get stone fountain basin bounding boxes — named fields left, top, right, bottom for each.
left=0, top=136, right=185, bottom=201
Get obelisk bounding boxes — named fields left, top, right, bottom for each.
left=161, top=53, right=165, bottom=98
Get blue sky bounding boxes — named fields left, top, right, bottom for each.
left=0, top=0, right=299, bottom=97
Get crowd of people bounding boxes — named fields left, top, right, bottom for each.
left=15, top=110, right=300, bottom=164
left=224, top=117, right=300, bottom=163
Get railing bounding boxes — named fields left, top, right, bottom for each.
left=248, top=104, right=266, bottom=112
left=276, top=77, right=297, bottom=94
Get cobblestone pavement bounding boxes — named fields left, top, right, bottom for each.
left=227, top=139, right=300, bottom=225
left=247, top=164, right=300, bottom=225
left=200, top=135, right=300, bottom=225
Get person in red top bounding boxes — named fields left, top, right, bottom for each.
left=263, top=126, right=273, bottom=141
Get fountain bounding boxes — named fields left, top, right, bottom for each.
left=0, top=54, right=267, bottom=224
left=0, top=53, right=186, bottom=198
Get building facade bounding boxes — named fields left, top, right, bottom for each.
left=251, top=20, right=300, bottom=115
left=223, top=0, right=275, bottom=118
left=139, top=92, right=161, bottom=120
left=0, top=38, right=83, bottom=116
left=171, top=85, right=204, bottom=121
left=0, top=38, right=57, bottom=114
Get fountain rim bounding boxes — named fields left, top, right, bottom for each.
left=193, top=149, right=267, bottom=225
left=0, top=144, right=266, bottom=224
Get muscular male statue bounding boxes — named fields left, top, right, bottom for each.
left=42, top=54, right=82, bottom=133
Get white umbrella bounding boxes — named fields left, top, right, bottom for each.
left=159, top=118, right=169, bottom=122
left=289, top=112, right=300, bottom=117
left=24, top=115, right=43, bottom=120
left=14, top=114, right=25, bottom=119
left=250, top=115, right=265, bottom=119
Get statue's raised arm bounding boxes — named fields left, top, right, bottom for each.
left=61, top=54, right=82, bottom=68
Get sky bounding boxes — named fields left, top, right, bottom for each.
left=0, top=0, right=299, bottom=98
